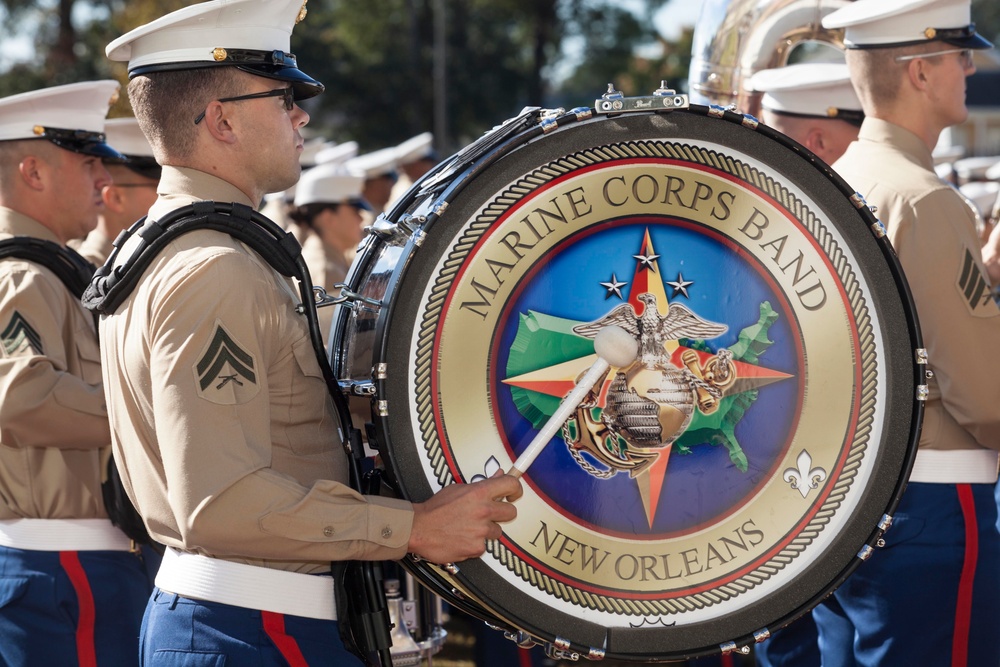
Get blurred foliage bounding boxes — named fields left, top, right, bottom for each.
left=1, top=0, right=997, bottom=154
left=0, top=0, right=681, bottom=153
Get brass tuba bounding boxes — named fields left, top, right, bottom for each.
left=687, top=0, right=853, bottom=116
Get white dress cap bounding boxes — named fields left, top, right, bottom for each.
left=294, top=163, right=370, bottom=209
left=104, top=116, right=161, bottom=178
left=822, top=0, right=992, bottom=49
left=104, top=117, right=154, bottom=158
left=395, top=132, right=435, bottom=165
left=748, top=63, right=863, bottom=122
left=106, top=0, right=323, bottom=99
left=0, top=80, right=123, bottom=159
left=315, top=141, right=359, bottom=166
left=346, top=146, right=398, bottom=179
left=299, top=137, right=334, bottom=168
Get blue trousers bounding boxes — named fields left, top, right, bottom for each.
left=141, top=588, right=364, bottom=666
left=754, top=612, right=821, bottom=667
left=0, top=546, right=152, bottom=666
left=813, top=482, right=1000, bottom=667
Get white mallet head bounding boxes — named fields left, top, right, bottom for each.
left=594, top=324, right=639, bottom=368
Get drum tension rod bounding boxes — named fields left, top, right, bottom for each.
left=307, top=285, right=382, bottom=310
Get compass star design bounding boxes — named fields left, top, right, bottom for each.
left=600, top=274, right=627, bottom=300
left=633, top=250, right=660, bottom=272
left=666, top=272, right=694, bottom=298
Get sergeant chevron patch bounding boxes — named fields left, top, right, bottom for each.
left=194, top=322, right=259, bottom=404
left=1, top=312, right=42, bottom=355
left=957, top=248, right=999, bottom=317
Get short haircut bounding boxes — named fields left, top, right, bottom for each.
left=846, top=43, right=950, bottom=111
left=0, top=139, right=60, bottom=199
left=128, top=67, right=246, bottom=163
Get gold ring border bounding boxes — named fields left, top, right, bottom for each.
left=412, top=139, right=877, bottom=616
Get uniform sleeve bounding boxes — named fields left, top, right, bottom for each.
left=0, top=261, right=110, bottom=449
left=146, top=250, right=412, bottom=562
left=881, top=185, right=1000, bottom=449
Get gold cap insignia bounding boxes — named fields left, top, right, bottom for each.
left=212, top=47, right=228, bottom=62
left=109, top=88, right=120, bottom=106
left=924, top=28, right=937, bottom=39
left=297, top=1, right=308, bottom=24
left=32, top=125, right=44, bottom=136
left=826, top=107, right=838, bottom=118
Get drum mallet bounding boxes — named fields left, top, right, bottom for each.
left=508, top=325, right=639, bottom=478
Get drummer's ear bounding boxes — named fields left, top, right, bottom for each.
left=199, top=101, right=238, bottom=145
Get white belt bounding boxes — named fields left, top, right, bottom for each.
left=155, top=548, right=337, bottom=621
left=908, top=449, right=1000, bottom=484
left=0, top=518, right=133, bottom=552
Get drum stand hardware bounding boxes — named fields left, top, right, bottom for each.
left=384, top=579, right=423, bottom=667
left=309, top=284, right=382, bottom=311
left=594, top=82, right=689, bottom=115
left=340, top=380, right=377, bottom=397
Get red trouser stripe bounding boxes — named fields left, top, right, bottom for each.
left=952, top=484, right=978, bottom=667
left=58, top=551, right=97, bottom=667
left=721, top=653, right=735, bottom=667
left=262, top=611, right=310, bottom=667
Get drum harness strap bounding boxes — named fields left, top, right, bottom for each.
left=82, top=200, right=395, bottom=667
left=0, top=237, right=156, bottom=553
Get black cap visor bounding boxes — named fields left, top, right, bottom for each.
left=33, top=127, right=125, bottom=160
left=129, top=48, right=324, bottom=100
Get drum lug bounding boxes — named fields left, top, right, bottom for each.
left=878, top=513, right=894, bottom=532
left=753, top=628, right=771, bottom=643
left=857, top=544, right=875, bottom=561
left=719, top=641, right=751, bottom=655
left=377, top=399, right=389, bottom=417
left=498, top=628, right=537, bottom=649
left=376, top=362, right=388, bottom=380
left=340, top=380, right=376, bottom=397
left=545, top=638, right=581, bottom=662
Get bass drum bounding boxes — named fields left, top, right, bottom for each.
left=329, top=97, right=923, bottom=661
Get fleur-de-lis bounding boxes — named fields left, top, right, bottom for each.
left=470, top=455, right=502, bottom=483
left=783, top=449, right=827, bottom=499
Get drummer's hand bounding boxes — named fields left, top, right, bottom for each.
left=408, top=474, right=522, bottom=564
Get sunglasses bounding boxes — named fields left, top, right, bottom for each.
left=894, top=48, right=974, bottom=69
left=194, top=87, right=296, bottom=125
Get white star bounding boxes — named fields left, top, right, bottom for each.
left=633, top=250, right=660, bottom=272
left=600, top=274, right=628, bottom=300
left=666, top=272, right=694, bottom=298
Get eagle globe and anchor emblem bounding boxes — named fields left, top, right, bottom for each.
left=567, top=292, right=738, bottom=479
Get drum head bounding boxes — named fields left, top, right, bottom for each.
left=368, top=109, right=919, bottom=660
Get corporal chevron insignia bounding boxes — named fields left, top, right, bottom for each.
left=194, top=323, right=259, bottom=404
left=2, top=312, right=43, bottom=355
left=957, top=248, right=999, bottom=317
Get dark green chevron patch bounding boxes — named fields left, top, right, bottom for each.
left=2, top=312, right=42, bottom=355
left=196, top=325, right=256, bottom=391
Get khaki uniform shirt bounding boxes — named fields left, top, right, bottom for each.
left=99, top=166, right=413, bottom=574
left=0, top=208, right=111, bottom=520
left=73, top=229, right=115, bottom=267
left=834, top=119, right=1000, bottom=453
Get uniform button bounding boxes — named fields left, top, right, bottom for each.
left=381, top=526, right=393, bottom=539
left=323, top=526, right=335, bottom=537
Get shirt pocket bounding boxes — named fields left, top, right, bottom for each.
left=285, top=334, right=336, bottom=456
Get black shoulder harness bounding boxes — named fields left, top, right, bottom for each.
left=0, top=236, right=96, bottom=299
left=83, top=200, right=301, bottom=314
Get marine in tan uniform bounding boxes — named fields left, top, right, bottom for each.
left=747, top=62, right=864, bottom=166
left=289, top=162, right=370, bottom=341
left=812, top=0, right=1000, bottom=664
left=74, top=117, right=161, bottom=266
left=0, top=81, right=152, bottom=666
left=97, top=1, right=520, bottom=664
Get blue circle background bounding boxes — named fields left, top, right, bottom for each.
left=494, top=219, right=801, bottom=536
